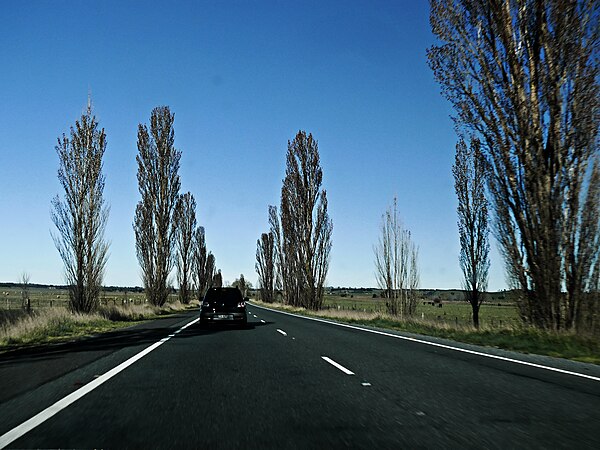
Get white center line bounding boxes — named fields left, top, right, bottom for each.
left=276, top=329, right=287, bottom=336
left=322, top=356, right=355, bottom=375
left=0, top=317, right=200, bottom=449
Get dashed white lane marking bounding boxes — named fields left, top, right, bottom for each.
left=322, top=356, right=355, bottom=375
left=0, top=317, right=200, bottom=449
left=276, top=329, right=287, bottom=336
left=260, top=320, right=266, bottom=323
left=253, top=315, right=257, bottom=318
left=249, top=303, right=600, bottom=383
left=361, top=382, right=372, bottom=387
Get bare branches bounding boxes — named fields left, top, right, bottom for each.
left=212, top=269, right=223, bottom=288
left=374, top=197, right=420, bottom=317
left=278, top=131, right=333, bottom=310
left=174, top=192, right=196, bottom=304
left=133, top=106, right=181, bottom=307
left=51, top=104, right=109, bottom=313
left=192, top=227, right=215, bottom=300
left=429, top=0, right=599, bottom=331
left=20, top=272, right=31, bottom=313
left=453, top=138, right=490, bottom=328
left=256, top=232, right=275, bottom=302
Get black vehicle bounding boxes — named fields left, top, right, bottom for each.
left=200, top=287, right=248, bottom=327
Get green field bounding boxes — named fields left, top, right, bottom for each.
left=321, top=291, right=520, bottom=328
left=0, top=286, right=520, bottom=329
left=0, top=286, right=178, bottom=311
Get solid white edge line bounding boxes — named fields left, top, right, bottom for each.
left=322, top=356, right=355, bottom=375
left=276, top=329, right=287, bottom=336
left=0, top=317, right=200, bottom=449
left=249, top=302, right=600, bottom=383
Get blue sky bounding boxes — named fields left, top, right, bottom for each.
left=0, top=0, right=506, bottom=290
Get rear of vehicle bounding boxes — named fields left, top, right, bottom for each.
left=200, top=287, right=248, bottom=327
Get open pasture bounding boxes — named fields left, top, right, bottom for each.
left=323, top=290, right=520, bottom=328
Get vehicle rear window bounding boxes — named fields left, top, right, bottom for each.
left=204, top=288, right=243, bottom=305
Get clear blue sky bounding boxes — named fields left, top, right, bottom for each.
left=0, top=0, right=506, bottom=290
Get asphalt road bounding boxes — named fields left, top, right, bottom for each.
left=0, top=304, right=599, bottom=449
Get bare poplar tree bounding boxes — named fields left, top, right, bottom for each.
left=212, top=269, right=223, bottom=288
left=374, top=197, right=420, bottom=317
left=205, top=253, right=216, bottom=289
left=20, top=272, right=31, bottom=313
left=268, top=205, right=284, bottom=300
left=256, top=232, right=276, bottom=303
left=52, top=104, right=109, bottom=313
left=174, top=192, right=196, bottom=304
left=192, top=226, right=212, bottom=300
left=453, top=138, right=490, bottom=328
left=279, top=131, right=333, bottom=310
left=428, top=1, right=599, bottom=331
left=133, top=106, right=181, bottom=307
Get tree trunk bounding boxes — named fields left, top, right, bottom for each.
left=472, top=302, right=480, bottom=329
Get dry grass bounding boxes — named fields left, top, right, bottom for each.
left=0, top=299, right=199, bottom=349
left=0, top=307, right=117, bottom=346
left=256, top=300, right=485, bottom=331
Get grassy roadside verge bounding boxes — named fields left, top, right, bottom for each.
left=0, top=301, right=199, bottom=351
left=250, top=300, right=600, bottom=365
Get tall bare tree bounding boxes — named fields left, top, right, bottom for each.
left=192, top=226, right=213, bottom=300
left=453, top=138, right=490, bottom=328
left=428, top=0, right=599, bottom=331
left=256, top=232, right=276, bottom=303
left=133, top=106, right=181, bottom=307
left=174, top=192, right=196, bottom=304
left=268, top=205, right=284, bottom=299
left=205, top=253, right=216, bottom=289
left=52, top=104, right=109, bottom=313
left=279, top=131, right=333, bottom=310
left=20, top=272, right=31, bottom=313
left=212, top=269, right=223, bottom=288
left=374, top=197, right=420, bottom=317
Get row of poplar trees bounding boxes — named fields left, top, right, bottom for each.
left=255, top=131, right=333, bottom=311
left=52, top=105, right=218, bottom=312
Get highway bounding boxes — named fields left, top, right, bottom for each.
left=0, top=303, right=599, bottom=448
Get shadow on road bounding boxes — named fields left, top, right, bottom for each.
left=0, top=313, right=273, bottom=403
left=0, top=316, right=272, bottom=365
